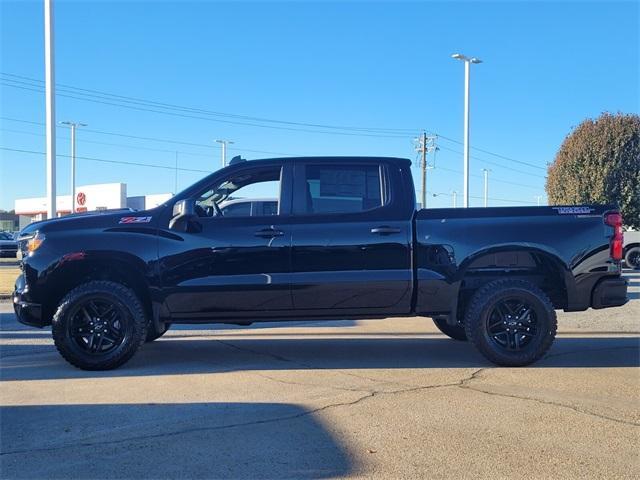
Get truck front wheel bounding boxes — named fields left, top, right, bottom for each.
left=464, top=279, right=557, bottom=367
left=52, top=281, right=147, bottom=370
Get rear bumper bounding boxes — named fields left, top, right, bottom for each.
left=12, top=273, right=46, bottom=328
left=591, top=277, right=628, bottom=309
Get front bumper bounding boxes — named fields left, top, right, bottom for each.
left=13, top=273, right=46, bottom=328
left=591, top=276, right=629, bottom=309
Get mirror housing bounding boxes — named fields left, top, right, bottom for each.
left=169, top=199, right=199, bottom=232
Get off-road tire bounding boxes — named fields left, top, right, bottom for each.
left=464, top=279, right=557, bottom=367
left=52, top=281, right=147, bottom=370
left=432, top=317, right=468, bottom=341
left=625, top=246, right=640, bottom=270
left=146, top=322, right=172, bottom=342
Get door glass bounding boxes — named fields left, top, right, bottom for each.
left=304, top=165, right=382, bottom=214
left=196, top=166, right=281, bottom=217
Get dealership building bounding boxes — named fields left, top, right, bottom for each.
left=14, top=183, right=172, bottom=228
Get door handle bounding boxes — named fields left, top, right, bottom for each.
left=254, top=228, right=284, bottom=238
left=370, top=226, right=401, bottom=235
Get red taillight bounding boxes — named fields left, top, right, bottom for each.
left=604, top=212, right=624, bottom=261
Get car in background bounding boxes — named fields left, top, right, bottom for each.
left=219, top=198, right=278, bottom=217
left=0, top=231, right=18, bottom=258
left=623, top=227, right=640, bottom=270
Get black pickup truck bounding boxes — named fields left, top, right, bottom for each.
left=13, top=156, right=628, bottom=370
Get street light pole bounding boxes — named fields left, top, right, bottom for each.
left=215, top=139, right=234, bottom=168
left=452, top=191, right=458, bottom=208
left=44, top=0, right=57, bottom=219
left=482, top=168, right=490, bottom=207
left=451, top=53, right=482, bottom=208
left=60, top=121, right=87, bottom=213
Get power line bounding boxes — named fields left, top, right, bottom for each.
left=1, top=79, right=413, bottom=139
left=0, top=121, right=301, bottom=157
left=1, top=72, right=419, bottom=134
left=0, top=146, right=210, bottom=173
left=437, top=134, right=547, bottom=170
left=0, top=71, right=550, bottom=171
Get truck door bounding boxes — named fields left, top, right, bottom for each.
left=289, top=160, right=412, bottom=315
left=160, top=162, right=293, bottom=318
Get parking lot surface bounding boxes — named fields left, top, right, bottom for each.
left=1, top=271, right=639, bottom=479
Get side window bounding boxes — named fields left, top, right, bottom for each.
left=303, top=164, right=383, bottom=214
left=220, top=201, right=252, bottom=217
left=195, top=166, right=282, bottom=218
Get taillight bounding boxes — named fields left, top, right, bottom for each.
left=604, top=212, right=623, bottom=261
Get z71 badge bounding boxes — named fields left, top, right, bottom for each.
left=119, top=216, right=153, bottom=224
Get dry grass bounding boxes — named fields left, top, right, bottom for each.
left=0, top=268, right=20, bottom=296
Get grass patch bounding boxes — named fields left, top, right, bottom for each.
left=0, top=268, right=20, bottom=296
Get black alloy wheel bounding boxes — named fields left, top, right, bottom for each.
left=52, top=281, right=147, bottom=370
left=464, top=279, right=557, bottom=367
left=485, top=298, right=537, bottom=352
left=66, top=298, right=130, bottom=355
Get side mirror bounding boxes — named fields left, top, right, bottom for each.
left=169, top=199, right=200, bottom=232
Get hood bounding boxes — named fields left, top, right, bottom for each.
left=19, top=208, right=161, bottom=237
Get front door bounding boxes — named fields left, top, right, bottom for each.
left=160, top=162, right=293, bottom=318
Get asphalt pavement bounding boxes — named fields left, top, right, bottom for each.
left=1, top=271, right=638, bottom=479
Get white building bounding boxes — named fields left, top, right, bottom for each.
left=15, top=183, right=172, bottom=226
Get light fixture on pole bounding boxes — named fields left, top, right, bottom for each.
left=482, top=168, right=490, bottom=207
left=60, top=121, right=87, bottom=213
left=44, top=0, right=57, bottom=219
left=215, top=139, right=234, bottom=168
left=451, top=53, right=482, bottom=208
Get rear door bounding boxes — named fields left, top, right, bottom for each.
left=289, top=159, right=413, bottom=314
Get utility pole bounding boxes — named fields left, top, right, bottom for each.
left=451, top=53, right=482, bottom=208
left=414, top=132, right=437, bottom=208
left=44, top=0, right=57, bottom=219
left=482, top=168, right=490, bottom=207
left=535, top=195, right=544, bottom=206
left=452, top=191, right=458, bottom=208
left=60, top=121, right=87, bottom=213
left=215, top=139, right=234, bottom=167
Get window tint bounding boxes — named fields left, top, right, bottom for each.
left=261, top=201, right=279, bottom=216
left=304, top=165, right=383, bottom=214
left=220, top=202, right=252, bottom=217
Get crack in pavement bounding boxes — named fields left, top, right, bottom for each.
left=459, top=373, right=640, bottom=427
left=0, top=369, right=485, bottom=457
left=214, top=338, right=416, bottom=389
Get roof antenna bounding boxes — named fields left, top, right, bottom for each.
left=228, top=155, right=245, bottom=165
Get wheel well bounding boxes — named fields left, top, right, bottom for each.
left=624, top=243, right=640, bottom=254
left=44, top=259, right=152, bottom=325
left=456, top=250, right=567, bottom=318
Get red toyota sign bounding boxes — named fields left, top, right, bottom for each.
left=76, top=192, right=86, bottom=206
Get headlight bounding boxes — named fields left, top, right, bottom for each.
left=26, top=232, right=45, bottom=254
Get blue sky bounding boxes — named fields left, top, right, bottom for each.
left=1, top=0, right=638, bottom=210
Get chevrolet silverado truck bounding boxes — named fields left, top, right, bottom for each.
left=13, top=156, right=628, bottom=370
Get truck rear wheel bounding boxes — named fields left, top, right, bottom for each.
left=52, top=281, right=147, bottom=370
left=432, top=317, right=467, bottom=341
left=464, top=279, right=557, bottom=367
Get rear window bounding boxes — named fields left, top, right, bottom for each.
left=303, top=165, right=383, bottom=214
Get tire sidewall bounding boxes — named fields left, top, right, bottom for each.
left=52, top=281, right=146, bottom=370
left=465, top=281, right=557, bottom=367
